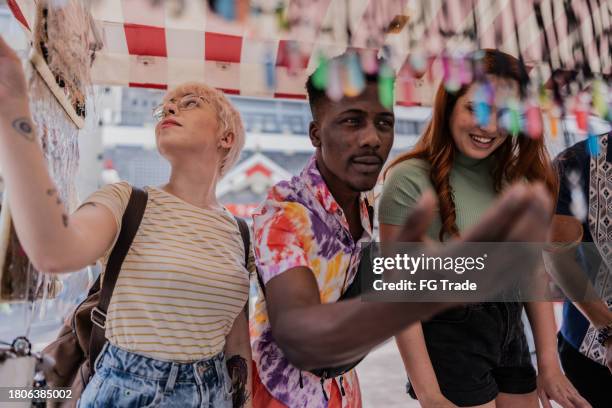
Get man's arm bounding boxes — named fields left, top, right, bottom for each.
left=265, top=184, right=552, bottom=370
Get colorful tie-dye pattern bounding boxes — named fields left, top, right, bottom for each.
left=251, top=156, right=372, bottom=408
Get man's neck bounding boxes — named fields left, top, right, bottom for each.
left=315, top=156, right=363, bottom=239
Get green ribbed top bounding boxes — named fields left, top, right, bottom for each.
left=379, top=152, right=497, bottom=241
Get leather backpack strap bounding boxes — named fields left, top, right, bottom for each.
left=234, top=216, right=250, bottom=268
left=88, top=187, right=148, bottom=373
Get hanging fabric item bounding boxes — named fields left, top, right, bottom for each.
left=574, top=93, right=589, bottom=134
left=548, top=107, right=560, bottom=139
left=326, top=58, right=343, bottom=101
left=286, top=41, right=302, bottom=76
left=587, top=133, right=600, bottom=156
left=312, top=53, right=329, bottom=90
left=378, top=62, right=395, bottom=108
left=214, top=0, right=235, bottom=20
left=525, top=98, right=543, bottom=139
left=474, top=82, right=491, bottom=128
left=361, top=49, right=379, bottom=75
left=408, top=51, right=428, bottom=78
left=458, top=55, right=473, bottom=86
left=343, top=51, right=365, bottom=97
left=264, top=48, right=276, bottom=90
left=592, top=79, right=608, bottom=119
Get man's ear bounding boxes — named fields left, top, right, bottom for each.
left=219, top=132, right=235, bottom=150
left=309, top=121, right=321, bottom=148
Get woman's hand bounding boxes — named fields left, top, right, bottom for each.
left=0, top=36, right=29, bottom=116
left=537, top=366, right=591, bottom=408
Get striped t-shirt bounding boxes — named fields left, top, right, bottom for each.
left=81, top=182, right=252, bottom=362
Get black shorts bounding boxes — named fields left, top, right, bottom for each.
left=407, top=303, right=537, bottom=407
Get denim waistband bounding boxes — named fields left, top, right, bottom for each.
left=95, top=343, right=227, bottom=386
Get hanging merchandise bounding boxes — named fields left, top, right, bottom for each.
left=264, top=48, right=276, bottom=90
left=286, top=41, right=302, bottom=76
left=442, top=54, right=460, bottom=93
left=213, top=0, right=235, bottom=21
left=326, top=58, right=344, bottom=102
left=458, top=55, right=473, bottom=86
left=361, top=48, right=379, bottom=75
left=592, top=79, right=608, bottom=119
left=587, top=133, right=600, bottom=156
left=408, top=51, right=428, bottom=78
left=343, top=51, right=366, bottom=97
left=312, top=53, right=329, bottom=91
left=548, top=107, right=560, bottom=139
left=525, top=98, right=543, bottom=139
left=574, top=93, right=590, bottom=135
left=378, top=62, right=395, bottom=109
left=474, top=82, right=492, bottom=128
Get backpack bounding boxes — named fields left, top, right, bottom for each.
left=42, top=187, right=251, bottom=406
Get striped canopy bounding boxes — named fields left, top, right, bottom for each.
left=8, top=0, right=610, bottom=105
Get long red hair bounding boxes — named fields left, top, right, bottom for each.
left=386, top=49, right=558, bottom=241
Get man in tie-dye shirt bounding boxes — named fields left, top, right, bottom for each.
left=249, top=53, right=449, bottom=408
left=249, top=53, right=556, bottom=408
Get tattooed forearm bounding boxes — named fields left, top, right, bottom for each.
left=12, top=117, right=35, bottom=141
left=226, top=355, right=249, bottom=408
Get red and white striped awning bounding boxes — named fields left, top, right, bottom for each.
left=8, top=0, right=610, bottom=104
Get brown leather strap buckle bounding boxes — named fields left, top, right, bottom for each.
left=91, top=307, right=107, bottom=329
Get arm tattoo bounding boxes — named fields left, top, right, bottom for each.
left=62, top=214, right=68, bottom=227
left=11, top=118, right=35, bottom=142
left=226, top=355, right=249, bottom=408
left=47, top=188, right=63, bottom=205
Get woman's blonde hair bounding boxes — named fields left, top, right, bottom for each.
left=163, top=82, right=245, bottom=177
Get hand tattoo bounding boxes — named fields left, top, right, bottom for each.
left=12, top=118, right=35, bottom=141
left=226, top=355, right=249, bottom=408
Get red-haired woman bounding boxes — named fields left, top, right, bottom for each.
left=379, top=49, right=588, bottom=408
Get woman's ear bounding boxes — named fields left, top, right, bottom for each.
left=219, top=132, right=235, bottom=150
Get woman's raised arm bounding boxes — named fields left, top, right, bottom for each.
left=0, top=36, right=116, bottom=273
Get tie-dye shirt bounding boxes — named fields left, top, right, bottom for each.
left=251, top=155, right=372, bottom=408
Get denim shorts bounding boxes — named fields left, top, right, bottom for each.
left=78, top=343, right=232, bottom=408
left=408, top=303, right=537, bottom=406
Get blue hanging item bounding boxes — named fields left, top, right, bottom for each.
left=214, top=0, right=235, bottom=20
left=264, top=49, right=276, bottom=90
left=344, top=52, right=365, bottom=97
left=587, top=133, right=600, bottom=156
left=474, top=83, right=490, bottom=128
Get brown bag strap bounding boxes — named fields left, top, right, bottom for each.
left=234, top=216, right=250, bottom=268
left=88, top=186, right=148, bottom=373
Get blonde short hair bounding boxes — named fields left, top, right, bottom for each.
left=163, top=82, right=245, bottom=177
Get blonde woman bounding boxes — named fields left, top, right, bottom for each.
left=0, top=36, right=252, bottom=407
